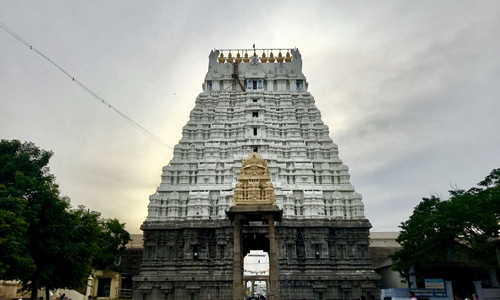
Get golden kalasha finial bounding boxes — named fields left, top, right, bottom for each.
left=277, top=51, right=284, bottom=63
left=235, top=52, right=242, bottom=63
left=243, top=52, right=250, bottom=63
left=260, top=52, right=268, bottom=63
left=227, top=52, right=233, bottom=63
left=268, top=52, right=275, bottom=63
left=218, top=52, right=226, bottom=63
left=285, top=51, right=292, bottom=63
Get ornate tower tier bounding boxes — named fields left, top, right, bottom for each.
left=133, top=48, right=379, bottom=300
left=146, top=48, right=364, bottom=223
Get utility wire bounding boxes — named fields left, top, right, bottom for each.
left=0, top=21, right=173, bottom=149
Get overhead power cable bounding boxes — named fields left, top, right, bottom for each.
left=0, top=21, right=173, bottom=149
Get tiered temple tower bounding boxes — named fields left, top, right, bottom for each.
left=133, top=48, right=380, bottom=300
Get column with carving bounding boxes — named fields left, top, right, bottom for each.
left=268, top=214, right=279, bottom=300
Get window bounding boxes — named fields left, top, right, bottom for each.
left=253, top=99, right=257, bottom=103
left=296, top=81, right=301, bottom=90
left=253, top=81, right=257, bottom=89
left=253, top=128, right=257, bottom=136
left=253, top=147, right=258, bottom=153
left=252, top=111, right=258, bottom=118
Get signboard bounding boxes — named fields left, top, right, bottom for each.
left=425, top=279, right=445, bottom=289
left=382, top=287, right=447, bottom=299
left=412, top=288, right=447, bottom=298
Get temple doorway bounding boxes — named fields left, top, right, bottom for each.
left=244, top=250, right=269, bottom=298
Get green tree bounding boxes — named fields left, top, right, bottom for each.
left=0, top=140, right=131, bottom=300
left=93, top=218, right=131, bottom=270
left=391, top=168, right=500, bottom=284
left=0, top=185, right=33, bottom=278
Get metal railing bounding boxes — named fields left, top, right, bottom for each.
left=117, top=288, right=132, bottom=299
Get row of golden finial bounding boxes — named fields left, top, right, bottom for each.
left=217, top=50, right=293, bottom=64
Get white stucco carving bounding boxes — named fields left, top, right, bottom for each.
left=146, top=48, right=365, bottom=221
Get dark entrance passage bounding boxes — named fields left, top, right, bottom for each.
left=97, top=277, right=111, bottom=298
left=243, top=229, right=270, bottom=256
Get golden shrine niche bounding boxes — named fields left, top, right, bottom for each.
left=233, top=153, right=276, bottom=206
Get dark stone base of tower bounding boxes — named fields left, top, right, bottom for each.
left=133, top=219, right=380, bottom=300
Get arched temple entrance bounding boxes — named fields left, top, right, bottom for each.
left=226, top=204, right=282, bottom=300
left=243, top=232, right=270, bottom=298
left=226, top=153, right=283, bottom=300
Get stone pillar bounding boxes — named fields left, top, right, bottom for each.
left=268, top=214, right=279, bottom=300
left=233, top=214, right=243, bottom=300
left=85, top=275, right=92, bottom=299
left=473, top=281, right=483, bottom=300
left=445, top=281, right=454, bottom=300
left=409, top=266, right=417, bottom=289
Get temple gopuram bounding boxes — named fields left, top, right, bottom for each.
left=133, top=48, right=380, bottom=300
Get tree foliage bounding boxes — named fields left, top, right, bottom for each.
left=0, top=140, right=130, bottom=299
left=93, top=218, right=131, bottom=270
left=0, top=185, right=33, bottom=278
left=391, top=168, right=500, bottom=282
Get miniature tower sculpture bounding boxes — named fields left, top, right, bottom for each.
left=233, top=153, right=276, bottom=206
left=133, top=48, right=380, bottom=300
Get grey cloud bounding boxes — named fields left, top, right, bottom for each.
left=1, top=1, right=499, bottom=233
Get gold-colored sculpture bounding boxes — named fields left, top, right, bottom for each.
left=218, top=53, right=226, bottom=63
left=235, top=52, right=242, bottom=63
left=277, top=51, right=284, bottom=63
left=227, top=52, right=233, bottom=63
left=233, top=153, right=276, bottom=206
left=285, top=51, right=292, bottom=62
left=243, top=52, right=250, bottom=63
left=260, top=52, right=268, bottom=63
left=268, top=52, right=275, bottom=63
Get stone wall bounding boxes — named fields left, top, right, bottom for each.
left=133, top=219, right=380, bottom=300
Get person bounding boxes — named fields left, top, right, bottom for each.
left=472, top=294, right=478, bottom=300
left=455, top=294, right=464, bottom=300
left=88, top=296, right=92, bottom=300
left=61, top=294, right=66, bottom=300
left=409, top=291, right=417, bottom=300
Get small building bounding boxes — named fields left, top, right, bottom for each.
left=369, top=232, right=500, bottom=300
left=89, top=270, right=121, bottom=299
left=369, top=232, right=406, bottom=289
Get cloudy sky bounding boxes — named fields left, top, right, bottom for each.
left=1, top=1, right=499, bottom=234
